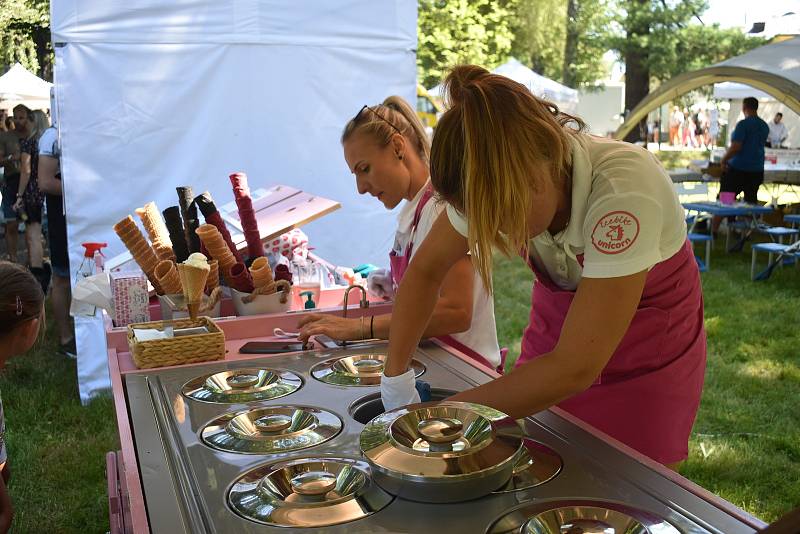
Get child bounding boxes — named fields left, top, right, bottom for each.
left=0, top=261, right=46, bottom=533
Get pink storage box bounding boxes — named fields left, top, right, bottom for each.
left=111, top=271, right=151, bottom=327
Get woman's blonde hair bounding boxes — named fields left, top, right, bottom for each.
left=32, top=109, right=50, bottom=139
left=431, top=65, right=584, bottom=291
left=341, top=95, right=430, bottom=163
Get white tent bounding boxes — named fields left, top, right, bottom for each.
left=0, top=62, right=52, bottom=110
left=428, top=58, right=579, bottom=113
left=493, top=58, right=579, bottom=113
left=714, top=82, right=799, bottom=148
left=51, top=0, right=417, bottom=402
left=616, top=36, right=800, bottom=139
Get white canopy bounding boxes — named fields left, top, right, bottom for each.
left=713, top=82, right=773, bottom=100
left=493, top=58, right=579, bottom=112
left=0, top=62, right=52, bottom=101
left=616, top=36, right=800, bottom=139
left=428, top=58, right=579, bottom=113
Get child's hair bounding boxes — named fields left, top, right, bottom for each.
left=341, top=95, right=431, bottom=163
left=0, top=261, right=44, bottom=334
left=430, top=64, right=584, bottom=291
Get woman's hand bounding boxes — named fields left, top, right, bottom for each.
left=297, top=314, right=361, bottom=343
left=11, top=195, right=22, bottom=212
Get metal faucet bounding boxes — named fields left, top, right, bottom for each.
left=341, top=284, right=369, bottom=347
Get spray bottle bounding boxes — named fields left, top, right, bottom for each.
left=77, top=242, right=108, bottom=281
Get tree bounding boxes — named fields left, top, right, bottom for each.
left=0, top=0, right=52, bottom=80
left=510, top=0, right=566, bottom=83
left=610, top=0, right=708, bottom=141
left=562, top=0, right=612, bottom=88
left=417, top=0, right=518, bottom=89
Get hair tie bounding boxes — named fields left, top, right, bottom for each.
left=15, top=296, right=23, bottom=316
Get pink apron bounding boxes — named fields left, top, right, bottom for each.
left=519, top=240, right=706, bottom=464
left=389, top=187, right=498, bottom=370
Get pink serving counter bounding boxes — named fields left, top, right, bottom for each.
left=104, top=304, right=766, bottom=534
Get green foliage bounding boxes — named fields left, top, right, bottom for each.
left=509, top=0, right=566, bottom=82
left=0, top=0, right=51, bottom=78
left=417, top=0, right=518, bottom=89
left=651, top=23, right=766, bottom=81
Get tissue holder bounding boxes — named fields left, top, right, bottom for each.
left=127, top=316, right=225, bottom=369
left=111, top=271, right=151, bottom=327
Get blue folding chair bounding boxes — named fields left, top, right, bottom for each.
left=751, top=240, right=800, bottom=281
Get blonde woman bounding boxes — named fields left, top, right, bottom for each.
left=298, top=96, right=501, bottom=391
left=381, top=66, right=706, bottom=469
left=12, top=106, right=50, bottom=291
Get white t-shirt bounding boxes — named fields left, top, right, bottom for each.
left=446, top=134, right=687, bottom=291
left=395, top=182, right=501, bottom=366
left=768, top=121, right=787, bottom=147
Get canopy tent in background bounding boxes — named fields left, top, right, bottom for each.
left=714, top=82, right=799, bottom=148
left=51, top=0, right=417, bottom=402
left=428, top=58, right=580, bottom=114
left=615, top=36, right=800, bottom=140
left=0, top=62, right=52, bottom=110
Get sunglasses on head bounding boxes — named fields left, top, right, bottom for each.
left=353, top=105, right=401, bottom=135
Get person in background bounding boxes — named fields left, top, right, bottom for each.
left=297, top=96, right=501, bottom=370
left=0, top=261, right=47, bottom=533
left=38, top=120, right=75, bottom=357
left=12, top=106, right=50, bottom=293
left=2, top=119, right=12, bottom=133
left=712, top=97, right=769, bottom=233
left=669, top=106, right=682, bottom=146
left=767, top=112, right=787, bottom=149
left=0, top=122, right=21, bottom=263
left=0, top=111, right=7, bottom=132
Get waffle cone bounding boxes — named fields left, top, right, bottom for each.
left=135, top=202, right=172, bottom=246
left=154, top=260, right=182, bottom=294
left=153, top=242, right=176, bottom=262
left=114, top=215, right=164, bottom=293
left=206, top=260, right=219, bottom=293
left=249, top=257, right=275, bottom=291
left=177, top=263, right=210, bottom=305
left=195, top=224, right=236, bottom=274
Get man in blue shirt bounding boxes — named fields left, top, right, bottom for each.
left=720, top=97, right=769, bottom=204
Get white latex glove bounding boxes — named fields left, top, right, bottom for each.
left=380, top=369, right=420, bottom=411
left=367, top=268, right=394, bottom=299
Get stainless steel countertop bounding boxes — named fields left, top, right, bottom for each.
left=124, top=341, right=759, bottom=534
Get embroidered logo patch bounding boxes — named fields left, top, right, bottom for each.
left=591, top=211, right=640, bottom=255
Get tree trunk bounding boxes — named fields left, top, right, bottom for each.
left=562, top=0, right=579, bottom=88
left=32, top=26, right=52, bottom=82
left=623, top=0, right=650, bottom=143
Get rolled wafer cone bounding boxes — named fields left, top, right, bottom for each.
left=135, top=202, right=175, bottom=261
left=196, top=224, right=236, bottom=275
left=113, top=215, right=164, bottom=293
left=177, top=263, right=210, bottom=321
left=227, top=261, right=255, bottom=293
left=154, top=260, right=182, bottom=295
left=153, top=242, right=175, bottom=262
left=249, top=257, right=276, bottom=292
left=206, top=260, right=219, bottom=293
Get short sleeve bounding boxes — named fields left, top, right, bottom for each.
left=582, top=192, right=663, bottom=278
left=731, top=121, right=746, bottom=143
left=445, top=203, right=469, bottom=237
left=38, top=128, right=59, bottom=157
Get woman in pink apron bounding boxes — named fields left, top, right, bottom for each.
left=298, top=96, right=501, bottom=371
left=381, top=65, right=706, bottom=467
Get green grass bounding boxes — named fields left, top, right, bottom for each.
left=493, top=243, right=800, bottom=523
left=1, top=307, right=118, bottom=534
left=2, top=235, right=797, bottom=529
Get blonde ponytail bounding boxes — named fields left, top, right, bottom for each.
left=341, top=96, right=430, bottom=163
left=431, top=65, right=583, bottom=292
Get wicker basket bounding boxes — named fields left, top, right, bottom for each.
left=127, top=316, right=225, bottom=369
